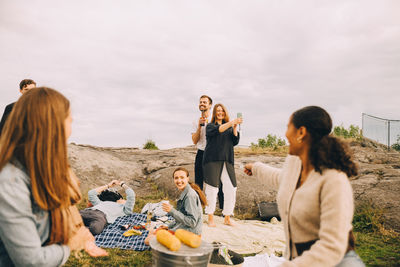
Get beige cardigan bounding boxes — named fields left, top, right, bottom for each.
left=252, top=155, right=354, bottom=267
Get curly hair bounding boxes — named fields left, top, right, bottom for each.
left=291, top=106, right=358, bottom=177
left=98, top=190, right=123, bottom=202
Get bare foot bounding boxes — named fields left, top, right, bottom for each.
left=224, top=216, right=235, bottom=226
left=208, top=221, right=216, bottom=227
left=208, top=214, right=216, bottom=227
left=85, top=241, right=108, bottom=257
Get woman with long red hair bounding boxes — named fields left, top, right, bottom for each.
left=0, top=87, right=107, bottom=266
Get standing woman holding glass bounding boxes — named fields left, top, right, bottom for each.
left=244, top=106, right=364, bottom=266
left=0, top=87, right=107, bottom=267
left=203, top=103, right=242, bottom=227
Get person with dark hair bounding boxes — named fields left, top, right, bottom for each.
left=191, top=95, right=225, bottom=209
left=98, top=189, right=123, bottom=202
left=192, top=95, right=213, bottom=190
left=80, top=180, right=136, bottom=235
left=203, top=103, right=242, bottom=227
left=244, top=106, right=364, bottom=266
left=144, top=167, right=206, bottom=245
left=0, top=79, right=36, bottom=136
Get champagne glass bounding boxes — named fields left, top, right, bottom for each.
left=237, top=112, right=242, bottom=131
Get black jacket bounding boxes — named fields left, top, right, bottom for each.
left=203, top=123, right=240, bottom=165
left=202, top=123, right=240, bottom=187
left=0, top=102, right=15, bottom=136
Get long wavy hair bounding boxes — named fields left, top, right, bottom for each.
left=172, top=167, right=207, bottom=207
left=291, top=106, right=358, bottom=177
left=210, top=103, right=230, bottom=124
left=0, top=87, right=81, bottom=245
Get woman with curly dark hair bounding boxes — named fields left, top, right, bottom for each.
left=244, top=106, right=364, bottom=267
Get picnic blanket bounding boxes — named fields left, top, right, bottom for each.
left=95, top=213, right=150, bottom=251
left=201, top=215, right=285, bottom=255
left=243, top=253, right=285, bottom=267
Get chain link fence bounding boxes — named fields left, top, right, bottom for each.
left=362, top=113, right=400, bottom=148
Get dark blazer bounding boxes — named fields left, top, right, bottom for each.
left=0, top=102, right=15, bottom=136
left=202, top=123, right=240, bottom=187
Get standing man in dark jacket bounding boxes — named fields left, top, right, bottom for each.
left=0, top=79, right=36, bottom=136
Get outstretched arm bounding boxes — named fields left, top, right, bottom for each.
left=218, top=120, right=234, bottom=133
left=244, top=162, right=282, bottom=190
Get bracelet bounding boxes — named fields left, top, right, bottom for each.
left=121, top=182, right=125, bottom=187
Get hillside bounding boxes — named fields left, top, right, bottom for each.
left=68, top=139, right=400, bottom=232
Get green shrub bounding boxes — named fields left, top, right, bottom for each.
left=392, top=143, right=400, bottom=151
left=251, top=134, right=286, bottom=151
left=391, top=136, right=400, bottom=151
left=143, top=139, right=159, bottom=150
left=353, top=202, right=385, bottom=233
left=333, top=124, right=363, bottom=140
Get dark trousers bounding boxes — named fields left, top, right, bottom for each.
left=195, top=149, right=224, bottom=209
left=80, top=209, right=108, bottom=235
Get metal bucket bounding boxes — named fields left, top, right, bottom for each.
left=150, top=237, right=213, bottom=267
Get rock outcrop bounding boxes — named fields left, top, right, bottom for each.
left=68, top=140, right=400, bottom=232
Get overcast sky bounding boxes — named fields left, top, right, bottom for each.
left=1, top=0, right=399, bottom=148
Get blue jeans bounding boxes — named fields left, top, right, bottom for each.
left=335, top=251, right=365, bottom=267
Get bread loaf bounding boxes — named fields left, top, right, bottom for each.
left=156, top=229, right=181, bottom=251
left=175, top=229, right=201, bottom=248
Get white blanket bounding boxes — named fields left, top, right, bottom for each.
left=243, top=253, right=286, bottom=267
left=201, top=215, right=285, bottom=255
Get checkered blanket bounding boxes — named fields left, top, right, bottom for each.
left=95, top=213, right=150, bottom=251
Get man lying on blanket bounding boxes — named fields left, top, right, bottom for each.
left=80, top=180, right=136, bottom=235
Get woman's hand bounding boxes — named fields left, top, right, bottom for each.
left=233, top=117, right=243, bottom=125
left=244, top=163, right=253, bottom=176
left=108, top=180, right=119, bottom=188
left=162, top=202, right=172, bottom=213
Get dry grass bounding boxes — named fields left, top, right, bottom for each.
left=235, top=146, right=288, bottom=156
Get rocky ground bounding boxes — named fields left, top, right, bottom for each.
left=68, top=139, right=400, bottom=232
